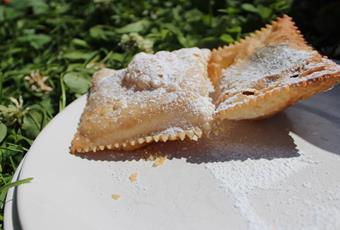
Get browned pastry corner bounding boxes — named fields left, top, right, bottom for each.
left=208, top=15, right=340, bottom=120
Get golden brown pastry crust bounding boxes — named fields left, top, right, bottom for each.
left=71, top=48, right=214, bottom=154
left=208, top=15, right=340, bottom=120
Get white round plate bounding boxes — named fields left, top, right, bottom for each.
left=17, top=86, right=340, bottom=230
left=4, top=157, right=25, bottom=230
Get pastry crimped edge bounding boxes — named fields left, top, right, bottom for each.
left=208, top=14, right=340, bottom=120
left=70, top=125, right=206, bottom=154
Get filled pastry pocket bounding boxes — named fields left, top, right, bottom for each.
left=71, top=48, right=215, bottom=154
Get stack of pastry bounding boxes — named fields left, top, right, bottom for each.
left=71, top=15, right=340, bottom=154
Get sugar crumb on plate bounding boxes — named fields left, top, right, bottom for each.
left=152, top=156, right=167, bottom=167
left=129, top=172, right=138, bottom=183
left=111, top=194, right=121, bottom=200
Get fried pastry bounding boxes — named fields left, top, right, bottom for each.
left=71, top=48, right=215, bottom=154
left=209, top=15, right=340, bottom=120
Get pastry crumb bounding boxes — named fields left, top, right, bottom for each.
left=111, top=194, right=121, bottom=200
left=129, top=172, right=138, bottom=183
left=153, top=156, right=167, bottom=167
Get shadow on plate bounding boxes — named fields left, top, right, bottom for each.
left=78, top=113, right=299, bottom=164
left=285, top=85, right=340, bottom=155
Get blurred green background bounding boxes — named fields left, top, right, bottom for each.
left=0, top=0, right=339, bottom=227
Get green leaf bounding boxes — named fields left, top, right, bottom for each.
left=226, top=26, right=242, bottom=34
left=0, top=3, right=25, bottom=20
left=163, top=24, right=189, bottom=47
left=22, top=110, right=43, bottom=139
left=63, top=72, right=91, bottom=94
left=241, top=3, right=258, bottom=13
left=257, top=5, right=273, bottom=20
left=31, top=0, right=49, bottom=15
left=0, top=6, right=4, bottom=22
left=71, top=39, right=89, bottom=48
left=273, top=0, right=292, bottom=11
left=63, top=51, right=95, bottom=61
left=116, top=20, right=150, bottom=34
left=89, top=25, right=115, bottom=40
left=0, top=178, right=33, bottom=207
left=0, top=177, right=33, bottom=193
left=220, top=34, right=234, bottom=43
left=0, top=122, right=7, bottom=143
left=110, top=53, right=125, bottom=62
left=18, top=34, right=52, bottom=49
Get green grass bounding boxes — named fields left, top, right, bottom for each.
left=0, top=0, right=292, bottom=227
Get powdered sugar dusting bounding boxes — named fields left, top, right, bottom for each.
left=205, top=133, right=312, bottom=230
left=123, top=48, right=213, bottom=94
left=220, top=44, right=314, bottom=91
left=152, top=127, right=185, bottom=136
left=216, top=44, right=315, bottom=111
left=82, top=48, right=215, bottom=140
